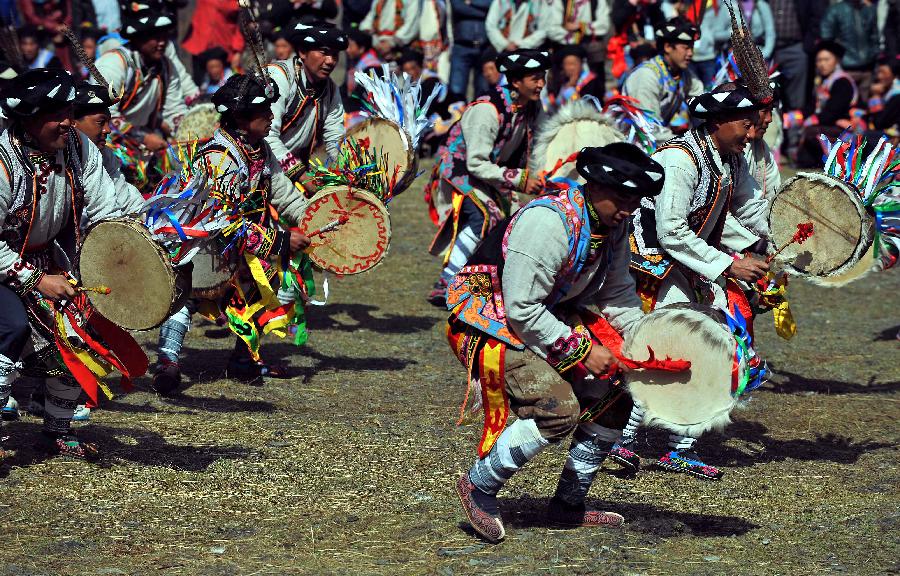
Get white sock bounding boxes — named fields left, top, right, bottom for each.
left=0, top=353, right=19, bottom=409
left=668, top=434, right=697, bottom=451
left=618, top=401, right=645, bottom=444
left=43, top=377, right=82, bottom=434
left=440, top=226, right=481, bottom=282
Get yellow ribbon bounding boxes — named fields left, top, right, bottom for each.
left=54, top=312, right=115, bottom=400
left=756, top=273, right=797, bottom=340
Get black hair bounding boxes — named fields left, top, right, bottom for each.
left=346, top=28, right=372, bottom=52
left=398, top=48, right=424, bottom=68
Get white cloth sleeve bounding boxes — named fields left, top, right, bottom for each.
left=322, top=82, right=345, bottom=160
left=94, top=51, right=128, bottom=124
left=264, top=64, right=295, bottom=166
left=486, top=0, right=511, bottom=51
left=80, top=132, right=126, bottom=227
left=161, top=59, right=188, bottom=130
left=394, top=0, right=423, bottom=45
left=623, top=66, right=675, bottom=144
left=461, top=102, right=525, bottom=190
left=730, top=155, right=770, bottom=238
left=589, top=223, right=645, bottom=338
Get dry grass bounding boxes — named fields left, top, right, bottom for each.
left=0, top=164, right=898, bottom=576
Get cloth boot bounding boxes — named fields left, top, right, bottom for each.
left=468, top=418, right=550, bottom=495
left=156, top=305, right=192, bottom=364
left=554, top=421, right=619, bottom=505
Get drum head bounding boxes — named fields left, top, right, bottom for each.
left=299, top=186, right=391, bottom=275
left=78, top=219, right=176, bottom=331
left=345, top=118, right=414, bottom=186
left=174, top=103, right=220, bottom=142
left=622, top=306, right=738, bottom=438
left=190, top=242, right=239, bottom=299
left=769, top=173, right=873, bottom=277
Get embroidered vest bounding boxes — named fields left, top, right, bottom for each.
left=815, top=67, right=859, bottom=116
left=446, top=183, right=593, bottom=347
left=630, top=129, right=738, bottom=279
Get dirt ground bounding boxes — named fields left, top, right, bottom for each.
left=0, top=166, right=898, bottom=576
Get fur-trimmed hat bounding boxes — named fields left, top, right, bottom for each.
left=0, top=68, right=76, bottom=118
left=288, top=21, right=348, bottom=51
left=655, top=17, right=698, bottom=44
left=576, top=143, right=665, bottom=196
left=497, top=49, right=551, bottom=77
left=120, top=1, right=175, bottom=38
left=211, top=73, right=279, bottom=114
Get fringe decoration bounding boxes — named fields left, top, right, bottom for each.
left=602, top=94, right=664, bottom=154
left=310, top=135, right=400, bottom=204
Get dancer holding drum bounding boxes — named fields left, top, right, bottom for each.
left=0, top=69, right=140, bottom=460
left=93, top=0, right=187, bottom=155
left=448, top=144, right=668, bottom=542
left=153, top=72, right=312, bottom=393
left=266, top=22, right=347, bottom=191
left=425, top=49, right=549, bottom=307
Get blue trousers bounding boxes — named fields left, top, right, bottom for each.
left=449, top=44, right=489, bottom=99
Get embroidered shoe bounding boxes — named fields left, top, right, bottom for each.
left=547, top=497, right=625, bottom=528
left=38, top=432, right=100, bottom=462
left=455, top=473, right=505, bottom=543
left=152, top=361, right=182, bottom=396
left=426, top=279, right=448, bottom=308
left=656, top=450, right=724, bottom=480
left=608, top=441, right=640, bottom=473
left=2, top=396, right=19, bottom=421
left=72, top=405, right=91, bottom=422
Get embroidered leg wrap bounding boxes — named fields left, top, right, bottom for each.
left=668, top=434, right=698, bottom=451
left=468, top=418, right=550, bottom=495
left=0, top=353, right=19, bottom=411
left=441, top=226, right=482, bottom=283
left=157, top=306, right=192, bottom=364
left=42, top=377, right=81, bottom=434
left=618, top=401, right=645, bottom=444
left=555, top=422, right=620, bottom=505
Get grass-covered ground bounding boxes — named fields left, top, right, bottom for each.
left=0, top=167, right=898, bottom=576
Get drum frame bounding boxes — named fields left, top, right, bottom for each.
left=345, top=117, right=417, bottom=190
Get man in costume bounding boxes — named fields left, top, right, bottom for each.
left=93, top=1, right=187, bottom=154
left=153, top=73, right=312, bottom=393
left=72, top=80, right=145, bottom=215
left=425, top=48, right=548, bottom=306
left=623, top=17, right=704, bottom=145
left=266, top=21, right=347, bottom=190
left=0, top=69, right=131, bottom=459
left=618, top=81, right=772, bottom=480
left=448, top=143, right=666, bottom=542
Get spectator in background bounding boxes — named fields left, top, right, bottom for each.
left=19, top=0, right=70, bottom=33
left=269, top=28, right=295, bottom=61
left=821, top=0, right=877, bottom=100
left=398, top=49, right=444, bottom=115
left=690, top=5, right=723, bottom=88
left=485, top=0, right=548, bottom=53
left=342, top=0, right=372, bottom=30
left=343, top=29, right=381, bottom=99
left=448, top=0, right=492, bottom=99
left=75, top=26, right=100, bottom=79
left=867, top=56, right=900, bottom=131
left=712, top=0, right=775, bottom=61
left=543, top=0, right=612, bottom=91
left=90, top=0, right=120, bottom=31
left=770, top=0, right=825, bottom=112
left=19, top=27, right=63, bottom=70
left=608, top=0, right=665, bottom=80
left=198, top=47, right=233, bottom=94
left=182, top=0, right=244, bottom=85
left=796, top=40, right=858, bottom=167
left=0, top=0, right=20, bottom=26
left=259, top=0, right=338, bottom=26
left=360, top=0, right=421, bottom=60
left=480, top=47, right=503, bottom=94
left=548, top=44, right=605, bottom=110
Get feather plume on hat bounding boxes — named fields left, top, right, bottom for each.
left=724, top=0, right=773, bottom=104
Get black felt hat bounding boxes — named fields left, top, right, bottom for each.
left=688, top=83, right=765, bottom=119
left=73, top=79, right=118, bottom=114
left=497, top=49, right=551, bottom=77
left=211, top=73, right=279, bottom=114
left=655, top=17, right=699, bottom=44
left=576, top=143, right=665, bottom=197
left=120, top=0, right=176, bottom=38
left=288, top=21, right=348, bottom=51
left=1, top=68, right=76, bottom=118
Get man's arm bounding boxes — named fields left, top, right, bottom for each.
left=486, top=0, right=511, bottom=51
left=588, top=0, right=611, bottom=37
left=394, top=0, right=423, bottom=46
left=518, top=4, right=548, bottom=48
left=269, top=164, right=309, bottom=226
left=161, top=59, right=188, bottom=131
left=264, top=64, right=301, bottom=177
left=654, top=147, right=734, bottom=281
left=462, top=102, right=527, bottom=192
left=0, top=169, right=43, bottom=293
left=504, top=207, right=593, bottom=372
left=730, top=155, right=770, bottom=238
left=166, top=41, right=200, bottom=100
left=101, top=146, right=144, bottom=215
left=321, top=81, right=345, bottom=160
left=543, top=0, right=568, bottom=44
left=80, top=132, right=126, bottom=227
left=590, top=222, right=644, bottom=337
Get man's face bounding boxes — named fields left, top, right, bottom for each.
left=206, top=58, right=225, bottom=82
left=876, top=63, right=894, bottom=86
left=237, top=106, right=274, bottom=142
left=83, top=37, right=97, bottom=61
left=74, top=111, right=111, bottom=147
left=587, top=183, right=642, bottom=228
left=714, top=112, right=756, bottom=154
left=749, top=106, right=773, bottom=140
left=346, top=39, right=364, bottom=60
left=300, top=48, right=339, bottom=82
left=510, top=71, right=546, bottom=102
left=482, top=61, right=501, bottom=86
left=135, top=30, right=169, bottom=63
left=562, top=54, right=582, bottom=81
left=816, top=50, right=838, bottom=78
left=23, top=105, right=74, bottom=152
left=401, top=60, right=423, bottom=82
left=273, top=38, right=294, bottom=61
left=664, top=41, right=694, bottom=71
left=20, top=37, right=39, bottom=62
